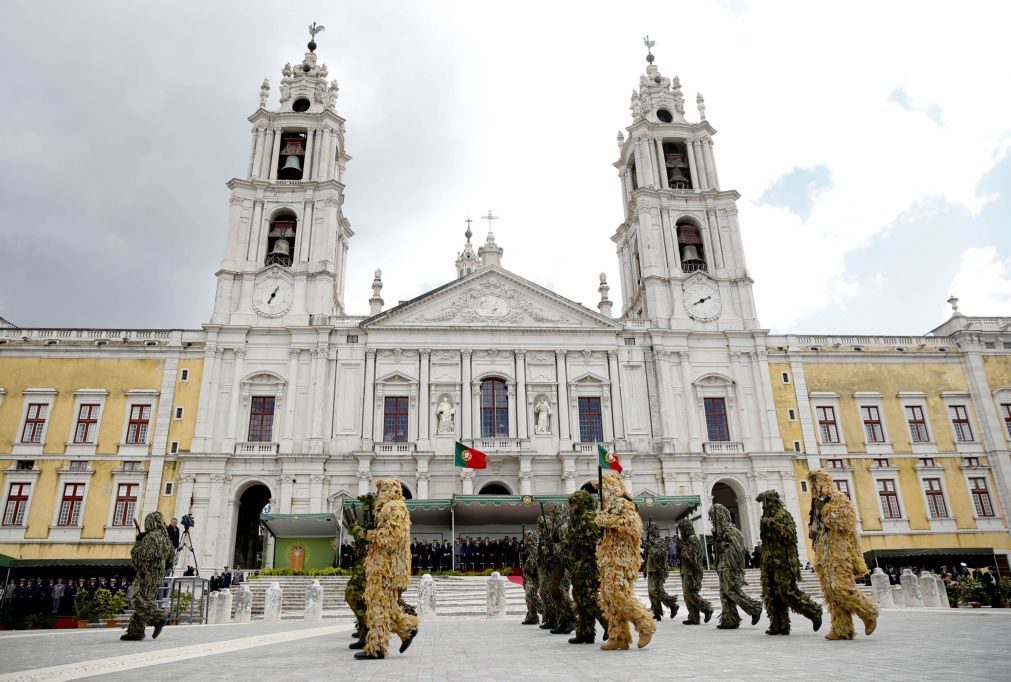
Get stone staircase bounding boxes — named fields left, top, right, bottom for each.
left=242, top=570, right=871, bottom=620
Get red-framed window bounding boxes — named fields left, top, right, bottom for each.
left=1002, top=404, right=1011, bottom=439
left=873, top=458, right=890, bottom=468
left=922, top=478, right=948, bottom=519
left=877, top=479, right=901, bottom=519
left=964, top=456, right=980, bottom=467
left=2, top=483, right=31, bottom=526
left=906, top=405, right=929, bottom=442
left=861, top=406, right=884, bottom=443
left=970, top=477, right=994, bottom=517
left=20, top=403, right=48, bottom=444
left=827, top=459, right=844, bottom=469
left=704, top=398, right=729, bottom=442
left=383, top=397, right=409, bottom=442
left=247, top=396, right=276, bottom=442
left=112, top=484, right=138, bottom=527
left=950, top=405, right=973, bottom=442
left=58, top=483, right=85, bottom=526
left=480, top=379, right=509, bottom=438
left=73, top=404, right=100, bottom=444
left=834, top=479, right=851, bottom=499
left=919, top=457, right=936, bottom=467
left=578, top=397, right=604, bottom=443
left=126, top=404, right=151, bottom=445
left=816, top=406, right=839, bottom=443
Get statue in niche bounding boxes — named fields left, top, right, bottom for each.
left=534, top=396, right=552, bottom=435
left=436, top=396, right=456, bottom=435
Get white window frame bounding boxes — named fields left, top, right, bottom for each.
left=941, top=392, right=983, bottom=454
left=914, top=461, right=956, bottom=531
left=0, top=469, right=40, bottom=541
left=173, top=406, right=184, bottom=420
left=49, top=468, right=94, bottom=541
left=959, top=462, right=1003, bottom=530
left=179, top=368, right=190, bottom=382
left=118, top=389, right=159, bottom=457
left=64, top=389, right=109, bottom=457
left=994, top=392, right=1011, bottom=444
left=854, top=392, right=892, bottom=454
left=810, top=392, right=846, bottom=455
left=787, top=408, right=796, bottom=421
left=105, top=469, right=147, bottom=541
left=13, top=389, right=57, bottom=457
left=871, top=466, right=909, bottom=532
left=897, top=392, right=935, bottom=455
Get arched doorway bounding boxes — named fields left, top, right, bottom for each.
left=479, top=483, right=511, bottom=495
left=712, top=481, right=743, bottom=530
left=400, top=482, right=413, bottom=500
left=233, top=484, right=271, bottom=570
left=580, top=482, right=597, bottom=493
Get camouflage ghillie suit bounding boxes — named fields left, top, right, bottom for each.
left=520, top=529, right=542, bottom=624
left=757, top=490, right=822, bottom=635
left=345, top=493, right=375, bottom=647
left=536, top=514, right=558, bottom=630
left=360, top=480, right=419, bottom=659
left=123, top=511, right=174, bottom=640
left=808, top=469, right=878, bottom=640
left=709, top=503, right=762, bottom=629
left=675, top=518, right=712, bottom=624
left=566, top=491, right=608, bottom=643
left=546, top=505, right=575, bottom=634
left=596, top=472, right=655, bottom=650
left=645, top=520, right=679, bottom=620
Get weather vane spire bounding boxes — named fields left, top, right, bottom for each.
left=308, top=22, right=326, bottom=52
left=643, top=35, right=655, bottom=64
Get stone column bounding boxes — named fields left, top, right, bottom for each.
left=267, top=128, right=282, bottom=180
left=702, top=137, right=717, bottom=190
left=282, top=348, right=300, bottom=452
left=686, top=137, right=699, bottom=190
left=692, top=139, right=708, bottom=191
left=608, top=350, right=625, bottom=439
left=416, top=471, right=430, bottom=500
left=223, top=348, right=246, bottom=451
left=309, top=474, right=324, bottom=513
left=518, top=468, right=532, bottom=496
left=320, top=127, right=333, bottom=181
left=302, top=129, right=315, bottom=181
left=251, top=126, right=266, bottom=180
left=706, top=138, right=720, bottom=189
left=653, top=350, right=673, bottom=439
left=362, top=349, right=376, bottom=449
left=247, top=127, right=259, bottom=178
left=246, top=200, right=264, bottom=262
left=678, top=352, right=701, bottom=451
left=515, top=350, right=528, bottom=439
left=461, top=349, right=472, bottom=440
left=556, top=350, right=571, bottom=443
left=654, top=138, right=668, bottom=189
left=310, top=344, right=328, bottom=440
left=418, top=349, right=431, bottom=448
left=259, top=128, right=274, bottom=179
left=632, top=137, right=647, bottom=188
left=298, top=201, right=314, bottom=263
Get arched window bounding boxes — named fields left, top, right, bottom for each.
left=480, top=379, right=509, bottom=438
left=265, top=211, right=297, bottom=267
left=676, top=221, right=706, bottom=272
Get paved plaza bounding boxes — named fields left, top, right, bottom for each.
left=0, top=609, right=1008, bottom=681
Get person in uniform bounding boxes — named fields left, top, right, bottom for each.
left=537, top=514, right=558, bottom=631
left=675, top=517, right=713, bottom=625
left=546, top=505, right=576, bottom=635
left=645, top=520, right=679, bottom=621
left=566, top=490, right=608, bottom=644
left=120, top=511, right=174, bottom=641
left=346, top=493, right=375, bottom=650
left=520, top=528, right=542, bottom=625
left=709, top=503, right=762, bottom=630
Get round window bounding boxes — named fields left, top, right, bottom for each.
left=656, top=108, right=673, bottom=123
left=292, top=98, right=310, bottom=112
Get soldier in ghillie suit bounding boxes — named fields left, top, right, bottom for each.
left=596, top=472, right=655, bottom=650
left=709, top=503, right=762, bottom=629
left=566, top=490, right=608, bottom=643
left=756, top=490, right=822, bottom=635
left=807, top=469, right=878, bottom=640
left=519, top=528, right=542, bottom=625
left=545, top=505, right=576, bottom=635
left=121, top=511, right=174, bottom=641
left=357, top=479, right=419, bottom=660
left=675, top=517, right=712, bottom=625
left=645, top=520, right=679, bottom=621
left=536, top=514, right=558, bottom=631
left=345, top=493, right=375, bottom=650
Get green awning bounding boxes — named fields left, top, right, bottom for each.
left=865, top=548, right=995, bottom=559
left=0, top=554, right=14, bottom=568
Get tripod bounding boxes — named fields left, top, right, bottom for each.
left=179, top=527, right=201, bottom=577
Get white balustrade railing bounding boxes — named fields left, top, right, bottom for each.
left=374, top=442, right=416, bottom=455
left=472, top=438, right=528, bottom=452
left=702, top=441, right=745, bottom=455
left=235, top=442, right=279, bottom=455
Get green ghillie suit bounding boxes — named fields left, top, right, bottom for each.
left=546, top=505, right=576, bottom=635
left=536, top=514, right=558, bottom=630
left=709, top=503, right=762, bottom=629
left=675, top=518, right=712, bottom=625
left=345, top=493, right=375, bottom=649
left=566, top=491, right=608, bottom=643
left=808, top=469, right=878, bottom=640
left=122, top=511, right=174, bottom=640
left=520, top=529, right=542, bottom=625
left=757, top=490, right=822, bottom=635
left=645, top=520, right=679, bottom=620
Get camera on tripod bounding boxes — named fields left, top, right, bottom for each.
left=181, top=513, right=195, bottom=530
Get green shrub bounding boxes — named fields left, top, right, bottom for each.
left=93, top=588, right=129, bottom=619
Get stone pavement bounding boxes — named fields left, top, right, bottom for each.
left=1, top=609, right=1008, bottom=681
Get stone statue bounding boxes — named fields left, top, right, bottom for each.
left=436, top=397, right=455, bottom=435
left=534, top=397, right=552, bottom=435
left=327, top=80, right=339, bottom=109
left=259, top=79, right=270, bottom=108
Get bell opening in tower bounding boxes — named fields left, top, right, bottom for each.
left=629, top=161, right=639, bottom=190
left=265, top=212, right=297, bottom=267
left=662, top=142, right=692, bottom=189
left=277, top=131, right=307, bottom=180
left=677, top=221, right=706, bottom=272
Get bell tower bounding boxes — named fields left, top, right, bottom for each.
left=611, top=38, right=759, bottom=331
left=211, top=25, right=353, bottom=326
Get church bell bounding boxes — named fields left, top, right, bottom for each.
left=269, top=238, right=291, bottom=257
left=681, top=245, right=703, bottom=265
left=280, top=155, right=303, bottom=174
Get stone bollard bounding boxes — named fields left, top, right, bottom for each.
left=900, top=569, right=924, bottom=607
left=207, top=591, right=222, bottom=624
left=234, top=585, right=253, bottom=623
left=264, top=581, right=283, bottom=623
left=486, top=571, right=507, bottom=619
left=891, top=585, right=906, bottom=607
left=418, top=574, right=436, bottom=620
left=217, top=587, right=233, bottom=623
left=871, top=567, right=895, bottom=608
left=936, top=575, right=951, bottom=609
left=919, top=572, right=941, bottom=607
left=304, top=579, right=324, bottom=622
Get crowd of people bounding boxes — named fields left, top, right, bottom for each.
left=1, top=575, right=133, bottom=623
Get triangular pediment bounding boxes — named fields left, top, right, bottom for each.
left=363, top=266, right=620, bottom=331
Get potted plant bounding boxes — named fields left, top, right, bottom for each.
left=26, top=612, right=50, bottom=630
left=73, top=590, right=95, bottom=628
left=93, top=588, right=128, bottom=627
left=998, top=577, right=1011, bottom=608
left=956, top=577, right=987, bottom=608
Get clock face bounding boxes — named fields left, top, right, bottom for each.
left=683, top=281, right=721, bottom=321
left=252, top=277, right=294, bottom=317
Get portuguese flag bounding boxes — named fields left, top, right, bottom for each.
left=597, top=443, right=622, bottom=473
left=455, top=441, right=488, bottom=469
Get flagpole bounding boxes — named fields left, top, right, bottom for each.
left=598, top=464, right=604, bottom=510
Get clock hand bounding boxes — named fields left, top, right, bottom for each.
left=694, top=295, right=711, bottom=305
left=267, top=286, right=279, bottom=303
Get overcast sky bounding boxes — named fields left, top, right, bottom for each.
left=1, top=1, right=1009, bottom=334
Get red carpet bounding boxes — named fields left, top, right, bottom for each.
left=507, top=575, right=524, bottom=586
